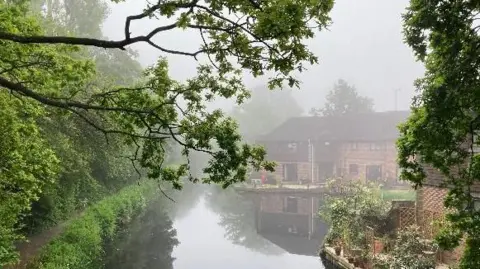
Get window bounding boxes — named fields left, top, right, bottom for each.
left=370, top=143, right=383, bottom=151
left=287, top=142, right=297, bottom=152
left=284, top=196, right=299, bottom=213
left=366, top=165, right=382, bottom=181
left=349, top=164, right=359, bottom=175
left=474, top=198, right=480, bottom=211
left=351, top=142, right=358, bottom=150
left=473, top=135, right=480, bottom=153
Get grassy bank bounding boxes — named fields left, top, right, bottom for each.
left=381, top=189, right=416, bottom=201
left=28, top=181, right=159, bottom=269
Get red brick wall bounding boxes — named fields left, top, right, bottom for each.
left=336, top=141, right=400, bottom=184
left=417, top=186, right=463, bottom=265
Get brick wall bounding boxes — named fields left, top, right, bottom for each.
left=417, top=186, right=463, bottom=265
left=423, top=162, right=480, bottom=192
left=336, top=141, right=402, bottom=186
left=271, top=162, right=318, bottom=183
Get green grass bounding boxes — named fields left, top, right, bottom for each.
left=29, top=182, right=158, bottom=269
left=381, top=189, right=416, bottom=201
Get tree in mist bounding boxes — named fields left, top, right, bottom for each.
left=397, top=1, right=480, bottom=267
left=0, top=0, right=335, bottom=264
left=231, top=86, right=303, bottom=137
left=310, top=79, right=374, bottom=116
left=0, top=0, right=335, bottom=190
left=205, top=187, right=284, bottom=256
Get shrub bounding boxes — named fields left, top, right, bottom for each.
left=373, top=226, right=437, bottom=269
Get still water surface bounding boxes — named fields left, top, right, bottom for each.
left=172, top=198, right=325, bottom=269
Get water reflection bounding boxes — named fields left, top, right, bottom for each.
left=107, top=187, right=327, bottom=269
left=105, top=199, right=179, bottom=269
left=173, top=189, right=326, bottom=269
left=204, top=188, right=284, bottom=255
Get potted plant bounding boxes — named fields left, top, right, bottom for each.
left=373, top=237, right=385, bottom=254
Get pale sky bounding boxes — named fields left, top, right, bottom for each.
left=102, top=0, right=425, bottom=113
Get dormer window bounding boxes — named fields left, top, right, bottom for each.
left=287, top=142, right=297, bottom=152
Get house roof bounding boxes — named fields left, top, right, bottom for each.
left=258, top=111, right=410, bottom=142
left=259, top=232, right=322, bottom=256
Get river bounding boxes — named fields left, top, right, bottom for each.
left=172, top=197, right=325, bottom=269
left=105, top=187, right=327, bottom=269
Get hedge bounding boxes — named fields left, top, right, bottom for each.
left=28, top=182, right=158, bottom=269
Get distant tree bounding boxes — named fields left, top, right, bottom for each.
left=310, top=79, right=374, bottom=116
left=231, top=86, right=303, bottom=137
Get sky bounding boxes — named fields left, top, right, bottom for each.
left=102, top=0, right=425, bottom=114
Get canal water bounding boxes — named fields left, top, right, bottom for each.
left=172, top=197, right=325, bottom=269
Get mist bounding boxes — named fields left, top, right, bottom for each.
left=1, top=0, right=440, bottom=268
left=103, top=0, right=423, bottom=113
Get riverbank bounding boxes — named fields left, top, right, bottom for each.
left=319, top=247, right=358, bottom=269
left=19, top=182, right=160, bottom=269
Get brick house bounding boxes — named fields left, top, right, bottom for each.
left=255, top=111, right=410, bottom=187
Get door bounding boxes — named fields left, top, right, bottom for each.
left=283, top=163, right=298, bottom=182
left=318, top=162, right=334, bottom=182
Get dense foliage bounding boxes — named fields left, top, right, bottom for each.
left=397, top=0, right=480, bottom=266
left=310, top=79, right=374, bottom=116
left=0, top=0, right=336, bottom=189
left=29, top=182, right=157, bottom=269
left=320, top=179, right=390, bottom=252
left=0, top=0, right=335, bottom=265
left=373, top=226, right=437, bottom=269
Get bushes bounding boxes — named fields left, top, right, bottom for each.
left=373, top=226, right=437, bottom=269
left=29, top=182, right=157, bottom=269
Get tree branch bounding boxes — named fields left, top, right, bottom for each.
left=0, top=76, right=161, bottom=114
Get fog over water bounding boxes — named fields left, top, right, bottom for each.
left=172, top=198, right=324, bottom=269
left=99, top=0, right=424, bottom=267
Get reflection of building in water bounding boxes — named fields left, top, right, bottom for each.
left=250, top=191, right=329, bottom=256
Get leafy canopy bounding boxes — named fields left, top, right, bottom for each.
left=0, top=0, right=335, bottom=190
left=397, top=0, right=480, bottom=266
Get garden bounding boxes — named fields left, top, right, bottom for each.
left=319, top=178, right=438, bottom=269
